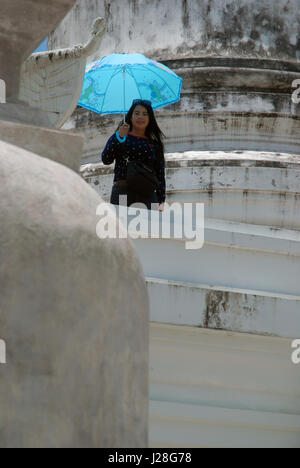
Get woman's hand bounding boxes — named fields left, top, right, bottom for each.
left=158, top=203, right=165, bottom=212
left=119, top=123, right=130, bottom=138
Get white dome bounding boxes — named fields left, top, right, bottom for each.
left=0, top=139, right=149, bottom=448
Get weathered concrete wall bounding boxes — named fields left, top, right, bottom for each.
left=82, top=152, right=300, bottom=339
left=50, top=0, right=300, bottom=159
left=49, top=0, right=300, bottom=62
left=133, top=220, right=300, bottom=334
left=147, top=278, right=300, bottom=338
left=69, top=111, right=300, bottom=165
left=81, top=151, right=300, bottom=230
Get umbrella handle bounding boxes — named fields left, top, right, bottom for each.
left=123, top=67, right=126, bottom=124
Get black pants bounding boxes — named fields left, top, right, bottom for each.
left=110, top=181, right=159, bottom=211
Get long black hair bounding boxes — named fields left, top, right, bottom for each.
left=116, top=101, right=166, bottom=160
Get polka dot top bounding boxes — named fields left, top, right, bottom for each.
left=101, top=132, right=166, bottom=204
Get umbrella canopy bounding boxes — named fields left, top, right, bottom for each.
left=78, top=53, right=182, bottom=115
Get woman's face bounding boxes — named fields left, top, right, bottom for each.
left=131, top=105, right=150, bottom=132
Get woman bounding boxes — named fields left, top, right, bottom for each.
left=101, top=99, right=166, bottom=211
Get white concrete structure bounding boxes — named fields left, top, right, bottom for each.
left=85, top=151, right=300, bottom=447
left=52, top=0, right=300, bottom=447
left=84, top=151, right=300, bottom=339
left=0, top=0, right=149, bottom=448
left=19, top=18, right=106, bottom=129
left=50, top=0, right=300, bottom=164
left=149, top=324, right=300, bottom=448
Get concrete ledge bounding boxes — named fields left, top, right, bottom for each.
left=149, top=323, right=300, bottom=448
left=149, top=400, right=300, bottom=448
left=122, top=209, right=300, bottom=254
left=76, top=113, right=300, bottom=164
left=204, top=218, right=300, bottom=256
left=82, top=151, right=300, bottom=230
left=0, top=120, right=83, bottom=172
left=129, top=214, right=300, bottom=296
left=146, top=277, right=300, bottom=338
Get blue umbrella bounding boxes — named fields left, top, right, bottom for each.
left=78, top=53, right=182, bottom=119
